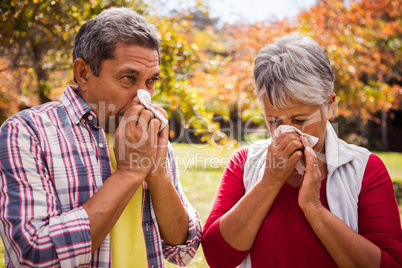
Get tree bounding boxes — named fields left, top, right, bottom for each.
left=0, top=0, right=225, bottom=145
left=297, top=0, right=401, bottom=119
left=152, top=11, right=223, bottom=144
left=190, top=20, right=296, bottom=142
left=297, top=0, right=401, bottom=148
left=0, top=0, right=147, bottom=106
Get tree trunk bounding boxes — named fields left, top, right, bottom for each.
left=381, top=108, right=388, bottom=150
left=32, top=42, right=51, bottom=104
left=36, top=66, right=51, bottom=104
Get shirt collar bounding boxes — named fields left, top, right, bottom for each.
left=60, top=85, right=97, bottom=126
left=325, top=121, right=355, bottom=174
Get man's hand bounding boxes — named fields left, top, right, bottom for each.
left=145, top=103, right=170, bottom=184
left=83, top=98, right=167, bottom=253
left=114, top=98, right=162, bottom=179
left=128, top=102, right=189, bottom=246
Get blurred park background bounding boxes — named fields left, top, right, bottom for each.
left=0, top=0, right=401, bottom=267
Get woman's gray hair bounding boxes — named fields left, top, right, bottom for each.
left=254, top=33, right=335, bottom=109
left=73, top=7, right=161, bottom=78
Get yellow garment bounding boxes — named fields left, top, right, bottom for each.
left=106, top=133, right=148, bottom=268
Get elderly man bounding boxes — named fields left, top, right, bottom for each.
left=0, top=7, right=201, bottom=267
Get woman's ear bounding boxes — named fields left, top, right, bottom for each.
left=73, top=58, right=90, bottom=92
left=326, top=93, right=336, bottom=120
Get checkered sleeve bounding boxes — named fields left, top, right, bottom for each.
left=0, top=118, right=92, bottom=267
left=161, top=143, right=202, bottom=267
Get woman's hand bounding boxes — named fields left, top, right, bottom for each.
left=297, top=136, right=382, bottom=268
left=263, top=132, right=303, bottom=186
left=298, top=136, right=323, bottom=212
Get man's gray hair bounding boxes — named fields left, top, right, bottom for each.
left=73, top=7, right=161, bottom=77
left=254, top=33, right=335, bottom=109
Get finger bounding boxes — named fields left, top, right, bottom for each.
left=283, top=139, right=304, bottom=158
left=287, top=150, right=303, bottom=168
left=300, top=136, right=318, bottom=173
left=274, top=132, right=302, bottom=153
left=149, top=103, right=168, bottom=120
left=301, top=135, right=310, bottom=148
left=302, top=136, right=317, bottom=158
left=123, top=106, right=152, bottom=138
left=158, top=120, right=169, bottom=140
left=122, top=97, right=141, bottom=116
left=304, top=146, right=319, bottom=175
left=122, top=103, right=145, bottom=120
left=137, top=109, right=154, bottom=129
left=275, top=132, right=300, bottom=145
left=132, top=96, right=140, bottom=105
left=148, top=118, right=161, bottom=144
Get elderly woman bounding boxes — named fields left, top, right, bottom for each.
left=201, top=34, right=402, bottom=268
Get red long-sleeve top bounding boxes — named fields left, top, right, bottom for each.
left=202, top=147, right=402, bottom=268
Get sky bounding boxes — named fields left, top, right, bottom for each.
left=150, top=0, right=318, bottom=25
left=207, top=0, right=318, bottom=24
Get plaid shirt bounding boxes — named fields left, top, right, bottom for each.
left=0, top=86, right=201, bottom=267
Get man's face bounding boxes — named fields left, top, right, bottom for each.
left=81, top=43, right=160, bottom=132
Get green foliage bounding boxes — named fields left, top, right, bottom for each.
left=0, top=0, right=147, bottom=104
left=0, top=0, right=401, bottom=144
left=153, top=14, right=224, bottom=144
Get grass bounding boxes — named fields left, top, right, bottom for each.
left=374, top=151, right=402, bottom=182
left=167, top=145, right=402, bottom=268
left=0, top=144, right=401, bottom=267
left=373, top=151, right=402, bottom=216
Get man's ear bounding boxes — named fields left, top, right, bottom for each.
left=326, top=93, right=337, bottom=120
left=73, top=58, right=91, bottom=91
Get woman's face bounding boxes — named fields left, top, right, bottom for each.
left=262, top=93, right=336, bottom=153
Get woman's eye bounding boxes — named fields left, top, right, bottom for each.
left=294, top=119, right=308, bottom=124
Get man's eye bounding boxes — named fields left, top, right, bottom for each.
left=123, top=76, right=135, bottom=81
left=146, top=78, right=159, bottom=87
left=268, top=119, right=280, bottom=124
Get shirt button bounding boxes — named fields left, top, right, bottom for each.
left=99, top=143, right=104, bottom=148
left=87, top=115, right=93, bottom=121
left=80, top=119, right=85, bottom=124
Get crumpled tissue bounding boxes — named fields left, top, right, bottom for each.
left=273, top=125, right=319, bottom=175
left=137, top=89, right=168, bottom=132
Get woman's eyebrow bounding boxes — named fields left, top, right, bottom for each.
left=266, top=114, right=310, bottom=118
left=290, top=114, right=311, bottom=118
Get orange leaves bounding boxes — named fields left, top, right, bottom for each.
left=1, top=0, right=400, bottom=142
left=189, top=0, right=400, bottom=131
left=294, top=0, right=402, bottom=117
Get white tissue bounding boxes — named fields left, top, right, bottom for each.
left=273, top=125, right=319, bottom=175
left=137, top=89, right=168, bottom=132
